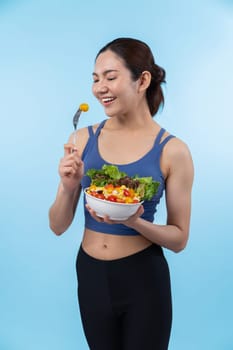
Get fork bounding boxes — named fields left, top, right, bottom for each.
left=72, top=103, right=89, bottom=145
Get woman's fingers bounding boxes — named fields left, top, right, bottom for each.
left=64, top=143, right=77, bottom=155
left=59, top=147, right=84, bottom=179
left=85, top=204, right=106, bottom=222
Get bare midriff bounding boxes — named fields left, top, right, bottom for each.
left=82, top=228, right=153, bottom=260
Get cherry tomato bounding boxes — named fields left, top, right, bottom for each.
left=123, top=189, right=130, bottom=197
left=96, top=193, right=105, bottom=199
left=90, top=191, right=97, bottom=197
left=107, top=195, right=117, bottom=202
left=90, top=191, right=103, bottom=199
left=116, top=198, right=125, bottom=203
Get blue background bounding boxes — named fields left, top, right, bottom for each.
left=1, top=0, right=232, bottom=349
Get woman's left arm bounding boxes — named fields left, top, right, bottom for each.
left=125, top=139, right=194, bottom=253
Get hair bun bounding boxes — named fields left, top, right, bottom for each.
left=152, top=64, right=166, bottom=85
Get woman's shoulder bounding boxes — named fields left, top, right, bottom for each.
left=165, top=134, right=192, bottom=159
left=160, top=130, right=194, bottom=177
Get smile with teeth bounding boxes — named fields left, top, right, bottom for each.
left=102, top=97, right=115, bottom=104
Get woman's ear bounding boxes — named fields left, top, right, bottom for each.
left=138, top=71, right=151, bottom=92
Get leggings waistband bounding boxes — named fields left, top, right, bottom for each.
left=78, top=243, right=163, bottom=266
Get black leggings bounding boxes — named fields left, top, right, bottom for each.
left=76, top=244, right=172, bottom=350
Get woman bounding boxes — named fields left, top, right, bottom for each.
left=49, top=37, right=194, bottom=350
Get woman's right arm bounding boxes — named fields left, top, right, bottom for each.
left=49, top=128, right=89, bottom=235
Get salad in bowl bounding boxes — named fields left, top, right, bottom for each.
left=84, top=164, right=160, bottom=220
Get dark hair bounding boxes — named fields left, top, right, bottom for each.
left=96, top=37, right=166, bottom=116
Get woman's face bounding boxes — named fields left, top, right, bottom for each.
left=92, top=50, right=140, bottom=117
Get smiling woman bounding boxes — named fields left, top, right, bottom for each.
left=49, top=37, right=194, bottom=350
left=1, top=0, right=232, bottom=348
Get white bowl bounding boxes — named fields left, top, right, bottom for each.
left=85, top=189, right=143, bottom=220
